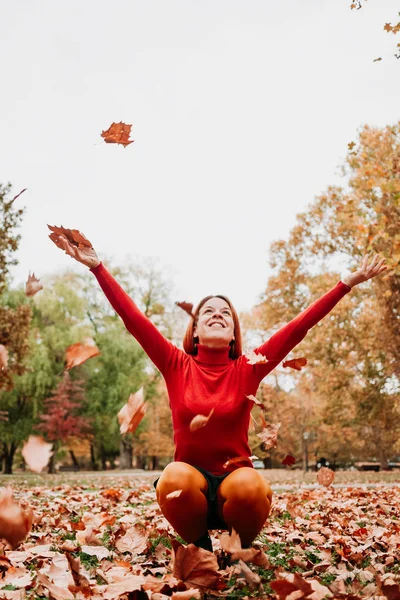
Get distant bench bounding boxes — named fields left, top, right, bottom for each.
left=58, top=465, right=80, bottom=472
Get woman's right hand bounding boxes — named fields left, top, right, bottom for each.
left=49, top=233, right=101, bottom=269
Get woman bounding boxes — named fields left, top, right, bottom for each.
left=49, top=232, right=386, bottom=552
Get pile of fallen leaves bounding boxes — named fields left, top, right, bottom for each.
left=0, top=477, right=399, bottom=599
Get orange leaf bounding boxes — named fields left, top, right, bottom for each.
left=347, top=141, right=356, bottom=150
left=118, top=388, right=147, bottom=434
left=245, top=350, right=268, bottom=366
left=257, top=422, right=281, bottom=450
left=317, top=466, right=335, bottom=487
left=0, top=344, right=8, bottom=370
left=166, top=489, right=183, bottom=500
left=282, top=357, right=307, bottom=371
left=47, top=224, right=93, bottom=249
left=175, top=301, right=194, bottom=318
left=101, top=121, right=134, bottom=147
left=282, top=454, right=296, bottom=466
left=21, top=435, right=53, bottom=473
left=189, top=408, right=214, bottom=432
left=25, top=272, right=43, bottom=297
left=65, top=338, right=101, bottom=370
left=0, top=488, right=33, bottom=549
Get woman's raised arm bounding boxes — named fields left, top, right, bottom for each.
left=49, top=232, right=177, bottom=373
left=255, top=253, right=387, bottom=364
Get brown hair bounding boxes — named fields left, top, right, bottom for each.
left=183, top=295, right=242, bottom=359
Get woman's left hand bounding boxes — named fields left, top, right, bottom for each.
left=342, top=254, right=387, bottom=288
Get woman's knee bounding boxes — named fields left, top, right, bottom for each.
left=219, top=468, right=272, bottom=505
left=156, top=462, right=208, bottom=496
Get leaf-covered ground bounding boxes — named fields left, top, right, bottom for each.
left=0, top=471, right=399, bottom=599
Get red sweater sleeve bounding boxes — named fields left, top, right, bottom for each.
left=90, top=262, right=176, bottom=373
left=255, top=281, right=351, bottom=363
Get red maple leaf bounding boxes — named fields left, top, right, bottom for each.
left=282, top=357, right=307, bottom=371
left=47, top=224, right=93, bottom=249
left=282, top=454, right=296, bottom=467
left=25, top=272, right=43, bottom=297
left=101, top=122, right=134, bottom=147
left=65, top=338, right=101, bottom=370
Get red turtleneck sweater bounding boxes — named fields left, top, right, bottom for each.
left=90, top=263, right=351, bottom=475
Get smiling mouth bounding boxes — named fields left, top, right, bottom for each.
left=209, top=322, right=225, bottom=328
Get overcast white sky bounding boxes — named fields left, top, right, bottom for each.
left=1, top=0, right=399, bottom=311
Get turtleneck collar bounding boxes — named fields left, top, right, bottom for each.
left=193, top=344, right=232, bottom=365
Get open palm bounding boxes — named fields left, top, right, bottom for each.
left=49, top=233, right=100, bottom=269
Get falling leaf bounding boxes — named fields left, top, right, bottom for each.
left=172, top=540, right=220, bottom=589
left=118, top=388, right=147, bottom=434
left=282, top=357, right=307, bottom=371
left=373, top=57, right=383, bottom=62
left=11, top=188, right=27, bottom=203
left=223, top=456, right=253, bottom=469
left=317, top=466, right=335, bottom=487
left=245, top=350, right=268, bottom=365
left=21, top=436, right=53, bottom=473
left=101, top=121, right=134, bottom=147
left=246, top=394, right=264, bottom=408
left=348, top=141, right=356, bottom=150
left=175, top=301, right=194, bottom=319
left=0, top=488, right=33, bottom=549
left=0, top=344, right=9, bottom=370
left=47, top=224, right=93, bottom=249
left=166, top=489, right=183, bottom=500
left=257, top=422, right=281, bottom=450
left=25, top=272, right=43, bottom=297
left=189, top=408, right=214, bottom=432
left=282, top=454, right=296, bottom=467
left=65, top=339, right=101, bottom=370
left=384, top=23, right=393, bottom=32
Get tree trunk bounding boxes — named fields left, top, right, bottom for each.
left=136, top=455, right=146, bottom=469
left=3, top=442, right=16, bottom=474
left=48, top=453, right=56, bottom=474
left=151, top=455, right=159, bottom=470
left=90, top=444, right=98, bottom=471
left=100, top=445, right=107, bottom=471
left=69, top=450, right=80, bottom=470
left=119, top=439, right=132, bottom=469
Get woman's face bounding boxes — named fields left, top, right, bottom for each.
left=193, top=297, right=235, bottom=348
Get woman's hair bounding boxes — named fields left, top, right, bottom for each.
left=183, top=294, right=242, bottom=359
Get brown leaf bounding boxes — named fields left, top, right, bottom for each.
left=282, top=357, right=307, bottom=371
left=115, top=525, right=148, bottom=554
left=257, top=421, right=281, bottom=450
left=65, top=338, right=101, bottom=370
left=245, top=350, right=268, bottom=365
left=118, top=388, right=147, bottom=434
left=246, top=394, right=264, bottom=408
left=172, top=590, right=202, bottom=599
left=25, top=272, right=43, bottom=297
left=189, top=408, right=214, bottom=432
left=21, top=435, right=53, bottom=473
left=101, top=121, right=134, bottom=147
left=172, top=540, right=220, bottom=589
left=220, top=529, right=272, bottom=567
left=47, top=224, right=93, bottom=249
left=0, top=409, right=8, bottom=422
left=317, top=466, right=335, bottom=487
left=175, top=301, right=194, bottom=319
left=0, top=488, right=33, bottom=549
left=0, top=344, right=9, bottom=370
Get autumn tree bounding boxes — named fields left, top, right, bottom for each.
left=251, top=123, right=400, bottom=468
left=37, top=372, right=92, bottom=473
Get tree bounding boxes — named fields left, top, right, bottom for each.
left=0, top=183, right=25, bottom=294
left=250, top=124, right=400, bottom=468
left=37, top=372, right=92, bottom=473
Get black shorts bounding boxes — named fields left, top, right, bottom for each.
left=153, top=465, right=230, bottom=530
